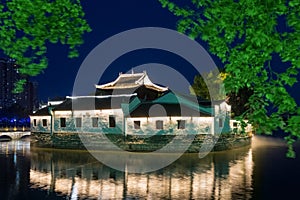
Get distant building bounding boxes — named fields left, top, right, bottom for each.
left=0, top=58, right=38, bottom=114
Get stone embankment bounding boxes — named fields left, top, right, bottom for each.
left=31, top=132, right=252, bottom=153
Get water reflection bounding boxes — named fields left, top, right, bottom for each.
left=0, top=141, right=30, bottom=200
left=3, top=136, right=300, bottom=199
left=28, top=144, right=253, bottom=199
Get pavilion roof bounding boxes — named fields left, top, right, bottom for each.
left=95, top=71, right=168, bottom=92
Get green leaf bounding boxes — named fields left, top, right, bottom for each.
left=13, top=79, right=26, bottom=93
left=158, top=0, right=300, bottom=157
left=0, top=0, right=91, bottom=88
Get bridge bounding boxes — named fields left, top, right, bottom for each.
left=0, top=131, right=31, bottom=140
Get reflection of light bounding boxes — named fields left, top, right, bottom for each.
left=101, top=179, right=123, bottom=199
left=251, top=135, right=286, bottom=148
left=70, top=182, right=78, bottom=200
left=1, top=141, right=30, bottom=155
left=56, top=178, right=72, bottom=195
left=16, top=171, right=20, bottom=188
left=127, top=174, right=148, bottom=197
left=30, top=170, right=51, bottom=190
left=147, top=175, right=170, bottom=199
left=226, top=148, right=253, bottom=200
left=170, top=176, right=190, bottom=199
left=6, top=143, right=8, bottom=155
left=193, top=168, right=214, bottom=199
left=28, top=148, right=254, bottom=199
left=30, top=169, right=124, bottom=199
left=14, top=152, right=17, bottom=165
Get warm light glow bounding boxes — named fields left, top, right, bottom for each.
left=30, top=170, right=51, bottom=190
left=28, top=148, right=253, bottom=199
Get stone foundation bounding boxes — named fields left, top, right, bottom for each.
left=31, top=132, right=252, bottom=153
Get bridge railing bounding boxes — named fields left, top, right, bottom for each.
left=0, top=127, right=31, bottom=132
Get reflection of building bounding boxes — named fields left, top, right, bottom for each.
left=0, top=141, right=31, bottom=199
left=29, top=147, right=253, bottom=199
left=0, top=58, right=38, bottom=113
left=30, top=71, right=233, bottom=136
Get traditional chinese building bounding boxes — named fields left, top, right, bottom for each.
left=30, top=71, right=243, bottom=146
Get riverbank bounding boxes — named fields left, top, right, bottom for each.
left=30, top=132, right=252, bottom=153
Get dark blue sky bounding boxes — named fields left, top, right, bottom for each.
left=29, top=1, right=299, bottom=105
left=32, top=0, right=223, bottom=101
left=33, top=1, right=176, bottom=101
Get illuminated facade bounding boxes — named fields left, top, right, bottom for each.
left=30, top=71, right=234, bottom=136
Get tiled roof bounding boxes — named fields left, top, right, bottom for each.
left=95, top=72, right=168, bottom=92
left=53, top=96, right=134, bottom=111
left=128, top=92, right=213, bottom=117
left=153, top=92, right=212, bottom=114
left=31, top=106, right=51, bottom=116
left=111, top=74, right=144, bottom=86
left=128, top=103, right=212, bottom=117
left=31, top=91, right=219, bottom=118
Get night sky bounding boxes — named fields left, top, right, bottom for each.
left=4, top=0, right=299, bottom=104
left=32, top=0, right=224, bottom=102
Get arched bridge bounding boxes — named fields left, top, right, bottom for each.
left=0, top=131, right=31, bottom=140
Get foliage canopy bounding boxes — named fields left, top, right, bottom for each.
left=159, top=0, right=300, bottom=157
left=190, top=68, right=225, bottom=100
left=190, top=69, right=253, bottom=118
left=0, top=0, right=91, bottom=92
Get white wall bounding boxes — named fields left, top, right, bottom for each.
left=53, top=109, right=124, bottom=133
left=126, top=116, right=214, bottom=135
left=30, top=116, right=51, bottom=133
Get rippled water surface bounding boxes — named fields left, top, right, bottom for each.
left=0, top=135, right=300, bottom=199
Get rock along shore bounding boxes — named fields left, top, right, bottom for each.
left=30, top=132, right=252, bottom=153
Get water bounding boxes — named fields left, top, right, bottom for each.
left=0, top=135, right=299, bottom=200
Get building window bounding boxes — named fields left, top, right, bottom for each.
left=42, top=119, right=47, bottom=127
left=177, top=120, right=186, bottom=129
left=134, top=121, right=141, bottom=129
left=75, top=118, right=82, bottom=128
left=33, top=119, right=37, bottom=126
left=233, top=122, right=238, bottom=127
left=109, top=116, right=116, bottom=128
left=219, top=118, right=223, bottom=128
left=92, top=117, right=98, bottom=127
left=60, top=118, right=66, bottom=127
left=156, top=120, right=163, bottom=130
